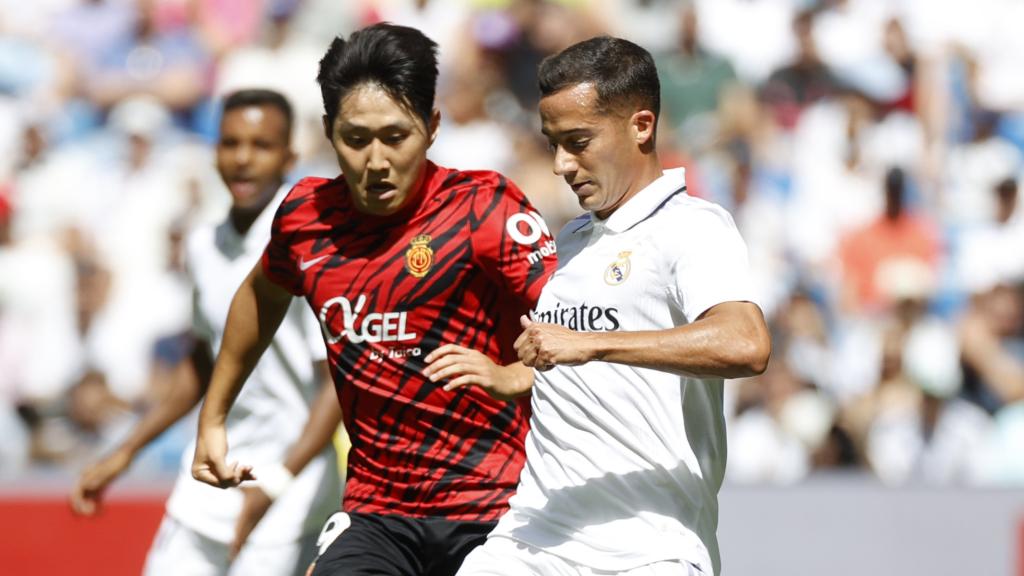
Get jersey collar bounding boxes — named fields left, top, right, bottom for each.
left=584, top=167, right=687, bottom=234
left=218, top=184, right=289, bottom=256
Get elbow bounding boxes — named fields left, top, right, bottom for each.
left=747, top=336, right=772, bottom=376
left=732, top=329, right=772, bottom=378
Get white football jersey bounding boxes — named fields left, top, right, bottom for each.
left=166, top=186, right=341, bottom=545
left=490, top=168, right=755, bottom=576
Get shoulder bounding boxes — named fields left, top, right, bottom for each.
left=556, top=213, right=591, bottom=240
left=661, top=193, right=739, bottom=234
left=282, top=176, right=335, bottom=205
left=441, top=168, right=525, bottom=202
left=273, top=176, right=341, bottom=227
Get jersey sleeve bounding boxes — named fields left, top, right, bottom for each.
left=260, top=181, right=316, bottom=296
left=469, top=174, right=557, bottom=307
left=670, top=205, right=757, bottom=323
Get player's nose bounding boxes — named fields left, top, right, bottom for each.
left=366, top=140, right=389, bottom=172
left=552, top=147, right=577, bottom=176
left=232, top=143, right=253, bottom=166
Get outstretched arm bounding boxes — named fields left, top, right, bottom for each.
left=516, top=301, right=771, bottom=379
left=70, top=342, right=213, bottom=515
left=192, top=261, right=293, bottom=488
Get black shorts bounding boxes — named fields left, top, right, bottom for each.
left=311, top=512, right=496, bottom=576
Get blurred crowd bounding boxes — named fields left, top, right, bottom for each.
left=1, top=0, right=1023, bottom=487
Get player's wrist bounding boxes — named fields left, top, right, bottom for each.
left=578, top=331, right=606, bottom=363
left=111, top=445, right=137, bottom=467
left=255, top=463, right=295, bottom=501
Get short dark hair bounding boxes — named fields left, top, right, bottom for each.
left=538, top=36, right=660, bottom=122
left=222, top=89, right=294, bottom=136
left=317, top=23, right=439, bottom=128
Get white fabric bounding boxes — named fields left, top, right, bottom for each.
left=489, top=169, right=754, bottom=576
left=164, top=187, right=340, bottom=546
left=458, top=535, right=703, bottom=576
left=143, top=515, right=317, bottom=576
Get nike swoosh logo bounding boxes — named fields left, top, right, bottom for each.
left=299, top=254, right=330, bottom=271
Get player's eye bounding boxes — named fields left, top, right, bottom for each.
left=567, top=138, right=589, bottom=152
left=384, top=132, right=408, bottom=145
left=343, top=134, right=367, bottom=147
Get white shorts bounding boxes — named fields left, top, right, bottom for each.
left=455, top=536, right=703, bottom=576
left=143, top=515, right=317, bottom=576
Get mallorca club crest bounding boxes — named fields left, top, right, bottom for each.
left=604, top=250, right=632, bottom=285
left=405, top=234, right=433, bottom=278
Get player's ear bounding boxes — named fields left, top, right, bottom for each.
left=427, top=109, right=441, bottom=146
left=631, top=110, right=656, bottom=147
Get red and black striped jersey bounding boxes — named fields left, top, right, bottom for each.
left=261, top=161, right=557, bottom=521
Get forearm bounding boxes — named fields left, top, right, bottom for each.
left=282, top=366, right=343, bottom=475
left=963, top=337, right=1024, bottom=403
left=583, top=302, right=770, bottom=379
left=120, top=356, right=204, bottom=458
left=498, top=362, right=535, bottom=398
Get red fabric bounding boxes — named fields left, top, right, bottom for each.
left=261, top=163, right=557, bottom=521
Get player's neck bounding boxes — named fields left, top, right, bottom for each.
left=633, top=154, right=664, bottom=193
left=229, top=206, right=261, bottom=236
left=595, top=155, right=664, bottom=220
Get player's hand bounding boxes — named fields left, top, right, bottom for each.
left=229, top=485, right=273, bottom=561
left=423, top=344, right=532, bottom=400
left=515, top=315, right=592, bottom=370
left=191, top=423, right=255, bottom=488
left=70, top=448, right=132, bottom=516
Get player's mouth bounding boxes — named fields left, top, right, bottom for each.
left=366, top=181, right=398, bottom=201
left=227, top=179, right=259, bottom=200
left=570, top=181, right=594, bottom=196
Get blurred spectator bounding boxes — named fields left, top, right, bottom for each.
left=812, top=0, right=909, bottom=109
left=657, top=3, right=738, bottom=135
left=368, top=0, right=470, bottom=74
left=728, top=291, right=840, bottom=484
left=864, top=307, right=989, bottom=485
left=50, top=0, right=136, bottom=74
left=431, top=68, right=516, bottom=174
left=695, top=0, right=795, bottom=84
left=944, top=110, right=1022, bottom=227
left=600, top=0, right=682, bottom=56
left=958, top=282, right=1024, bottom=414
left=214, top=0, right=324, bottom=163
left=761, top=9, right=842, bottom=131
left=838, top=167, right=941, bottom=315
left=86, top=0, right=212, bottom=124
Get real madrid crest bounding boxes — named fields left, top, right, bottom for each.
left=405, top=234, right=433, bottom=278
left=604, top=250, right=632, bottom=285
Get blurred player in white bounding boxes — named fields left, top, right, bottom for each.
left=71, top=89, right=342, bottom=576
left=427, top=37, right=771, bottom=576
